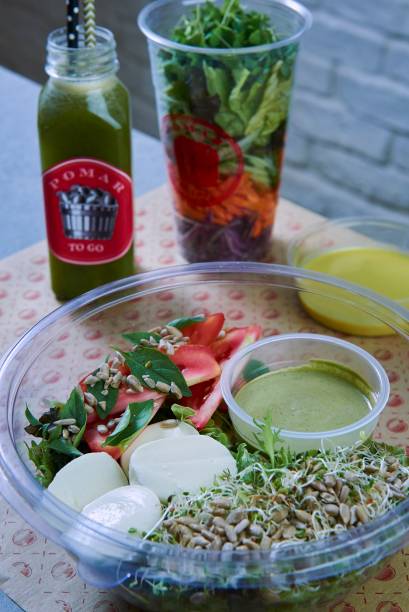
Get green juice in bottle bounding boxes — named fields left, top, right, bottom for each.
left=38, top=27, right=134, bottom=300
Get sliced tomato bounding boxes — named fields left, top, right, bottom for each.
left=182, top=313, right=225, bottom=346
left=184, top=378, right=222, bottom=429
left=210, top=325, right=262, bottom=362
left=84, top=396, right=164, bottom=458
left=85, top=386, right=163, bottom=425
left=170, top=344, right=220, bottom=386
left=83, top=427, right=122, bottom=460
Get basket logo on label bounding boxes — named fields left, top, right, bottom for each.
left=43, top=158, right=133, bottom=265
left=162, top=114, right=244, bottom=209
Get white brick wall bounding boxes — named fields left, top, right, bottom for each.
left=282, top=0, right=409, bottom=219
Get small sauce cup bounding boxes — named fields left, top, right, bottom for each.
left=221, top=333, right=390, bottom=452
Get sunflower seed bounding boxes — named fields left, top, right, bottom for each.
left=210, top=536, right=222, bottom=550
left=170, top=382, right=182, bottom=399
left=126, top=374, right=143, bottom=392
left=226, top=509, right=246, bottom=525
left=84, top=392, right=97, bottom=407
left=200, top=529, right=215, bottom=541
left=294, top=509, right=312, bottom=524
left=165, top=342, right=175, bottom=355
left=190, top=536, right=208, bottom=547
left=96, top=363, right=110, bottom=380
left=311, top=480, right=327, bottom=492
left=339, top=503, right=350, bottom=525
left=84, top=374, right=99, bottom=386
left=97, top=424, right=108, bottom=434
left=249, top=524, right=264, bottom=537
left=224, top=525, right=238, bottom=543
left=320, top=492, right=337, bottom=503
left=142, top=375, right=156, bottom=389
left=271, top=508, right=288, bottom=523
left=234, top=519, right=250, bottom=534
left=339, top=485, right=350, bottom=503
left=236, top=544, right=249, bottom=550
left=260, top=534, right=272, bottom=549
left=241, top=538, right=260, bottom=550
left=222, top=542, right=234, bottom=551
left=355, top=505, right=369, bottom=523
left=325, top=504, right=339, bottom=517
left=98, top=401, right=107, bottom=411
left=212, top=516, right=227, bottom=528
left=62, top=428, right=70, bottom=439
left=54, top=418, right=76, bottom=426
left=68, top=425, right=80, bottom=434
left=166, top=325, right=183, bottom=338
left=156, top=381, right=171, bottom=393
left=111, top=372, right=123, bottom=388
left=324, top=475, right=337, bottom=488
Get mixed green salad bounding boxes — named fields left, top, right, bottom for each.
left=24, top=311, right=409, bottom=554
left=154, top=0, right=298, bottom=260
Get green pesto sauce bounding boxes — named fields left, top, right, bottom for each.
left=235, top=359, right=373, bottom=432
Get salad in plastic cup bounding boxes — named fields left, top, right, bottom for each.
left=0, top=263, right=409, bottom=611
left=138, top=0, right=311, bottom=262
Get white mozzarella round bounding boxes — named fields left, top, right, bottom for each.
left=81, top=485, right=162, bottom=535
left=120, top=419, right=199, bottom=476
left=129, top=435, right=237, bottom=501
left=48, top=452, right=128, bottom=511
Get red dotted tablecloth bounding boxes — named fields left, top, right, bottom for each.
left=0, top=186, right=408, bottom=612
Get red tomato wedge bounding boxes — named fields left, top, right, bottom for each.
left=170, top=344, right=220, bottom=386
left=182, top=313, right=225, bottom=345
left=210, top=325, right=262, bottom=362
left=181, top=378, right=223, bottom=429
left=83, top=428, right=122, bottom=460
left=85, top=387, right=163, bottom=425
left=84, top=396, right=164, bottom=458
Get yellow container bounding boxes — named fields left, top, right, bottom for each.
left=287, top=218, right=409, bottom=336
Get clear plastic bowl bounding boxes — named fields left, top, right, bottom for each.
left=222, top=333, right=390, bottom=452
left=287, top=217, right=409, bottom=336
left=0, top=262, right=408, bottom=611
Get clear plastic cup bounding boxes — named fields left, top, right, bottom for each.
left=221, top=333, right=390, bottom=452
left=138, top=0, right=311, bottom=262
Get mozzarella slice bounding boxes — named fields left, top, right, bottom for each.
left=48, top=452, right=128, bottom=511
left=82, top=485, right=161, bottom=534
left=120, top=419, right=199, bottom=476
left=129, top=435, right=237, bottom=501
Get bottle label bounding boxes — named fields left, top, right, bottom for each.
left=42, top=158, right=133, bottom=265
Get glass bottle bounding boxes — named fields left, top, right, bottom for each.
left=38, top=27, right=134, bottom=300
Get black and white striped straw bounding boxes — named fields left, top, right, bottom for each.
left=66, top=0, right=80, bottom=48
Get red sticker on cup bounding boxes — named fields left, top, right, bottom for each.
left=162, top=114, right=244, bottom=209
left=42, top=158, right=133, bottom=265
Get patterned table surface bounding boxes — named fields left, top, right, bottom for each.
left=0, top=185, right=408, bottom=612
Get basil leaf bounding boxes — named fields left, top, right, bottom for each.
left=166, top=315, right=205, bottom=329
left=170, top=404, right=195, bottom=421
left=122, top=331, right=161, bottom=346
left=25, top=405, right=41, bottom=427
left=122, top=347, right=191, bottom=397
left=48, top=438, right=83, bottom=457
left=102, top=400, right=154, bottom=450
left=59, top=387, right=87, bottom=447
left=86, top=374, right=119, bottom=420
left=242, top=359, right=270, bottom=382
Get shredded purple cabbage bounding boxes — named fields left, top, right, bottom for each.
left=176, top=214, right=272, bottom=262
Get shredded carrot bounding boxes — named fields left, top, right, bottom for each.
left=172, top=172, right=279, bottom=237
